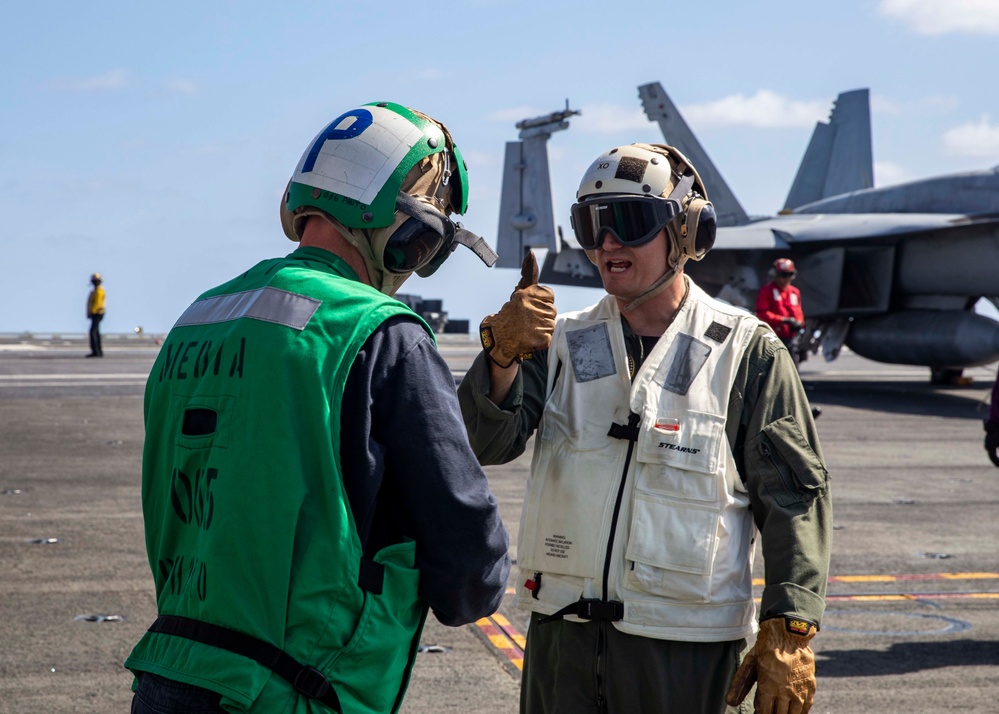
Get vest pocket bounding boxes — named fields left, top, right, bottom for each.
left=320, top=540, right=427, bottom=714
left=634, top=408, right=725, bottom=503
left=521, top=441, right=622, bottom=579
left=636, top=408, right=724, bottom=475
left=624, top=493, right=719, bottom=602
left=748, top=416, right=828, bottom=507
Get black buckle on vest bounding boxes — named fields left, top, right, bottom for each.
left=607, top=422, right=639, bottom=442
left=577, top=599, right=624, bottom=621
left=539, top=598, right=624, bottom=625
left=294, top=665, right=332, bottom=700
left=608, top=412, right=641, bottom=442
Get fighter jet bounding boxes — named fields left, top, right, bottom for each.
left=500, top=84, right=999, bottom=383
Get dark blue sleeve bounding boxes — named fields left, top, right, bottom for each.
left=341, top=316, right=510, bottom=626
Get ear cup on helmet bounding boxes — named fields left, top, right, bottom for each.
left=681, top=198, right=717, bottom=260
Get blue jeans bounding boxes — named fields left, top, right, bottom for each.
left=131, top=673, right=226, bottom=714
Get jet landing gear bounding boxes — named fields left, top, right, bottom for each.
left=930, top=367, right=973, bottom=385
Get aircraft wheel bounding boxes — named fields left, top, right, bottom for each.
left=930, top=367, right=964, bottom=385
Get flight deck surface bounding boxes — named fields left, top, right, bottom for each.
left=1, top=335, right=997, bottom=712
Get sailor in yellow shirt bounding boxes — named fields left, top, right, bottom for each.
left=86, top=273, right=105, bottom=357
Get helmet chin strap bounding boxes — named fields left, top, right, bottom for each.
left=622, top=253, right=685, bottom=312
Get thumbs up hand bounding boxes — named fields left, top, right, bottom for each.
left=479, top=251, right=557, bottom=368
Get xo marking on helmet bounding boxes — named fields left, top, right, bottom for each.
left=301, top=108, right=374, bottom=174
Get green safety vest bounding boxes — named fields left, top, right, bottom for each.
left=125, top=246, right=432, bottom=713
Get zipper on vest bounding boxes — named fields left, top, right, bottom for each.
left=602, top=412, right=640, bottom=602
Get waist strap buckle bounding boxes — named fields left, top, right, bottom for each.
left=294, top=665, right=332, bottom=700
left=539, top=597, right=624, bottom=625
left=578, top=598, right=624, bottom=621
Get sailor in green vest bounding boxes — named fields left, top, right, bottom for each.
left=459, top=144, right=831, bottom=714
left=126, top=102, right=510, bottom=713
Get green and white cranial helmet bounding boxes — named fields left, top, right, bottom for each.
left=280, top=102, right=495, bottom=295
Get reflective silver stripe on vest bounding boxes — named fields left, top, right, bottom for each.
left=174, top=287, right=321, bottom=331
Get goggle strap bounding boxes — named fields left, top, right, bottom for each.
left=396, top=192, right=496, bottom=268
left=455, top=224, right=498, bottom=267
left=395, top=192, right=450, bottom=235
left=665, top=171, right=695, bottom=204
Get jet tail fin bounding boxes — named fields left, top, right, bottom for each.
left=638, top=82, right=749, bottom=227
left=783, top=88, right=873, bottom=210
left=495, top=105, right=579, bottom=268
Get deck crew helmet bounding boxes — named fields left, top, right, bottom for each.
left=571, top=143, right=716, bottom=310
left=773, top=258, right=797, bottom=277
left=281, top=102, right=495, bottom=295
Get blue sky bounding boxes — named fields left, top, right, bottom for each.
left=3, top=0, right=998, bottom=335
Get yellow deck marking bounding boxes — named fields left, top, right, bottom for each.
left=480, top=572, right=999, bottom=674
left=752, top=572, right=999, bottom=587
left=475, top=615, right=526, bottom=671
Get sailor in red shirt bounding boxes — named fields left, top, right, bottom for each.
left=756, top=258, right=805, bottom=347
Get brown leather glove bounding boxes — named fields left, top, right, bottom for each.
left=726, top=617, right=818, bottom=714
left=479, top=251, right=556, bottom=368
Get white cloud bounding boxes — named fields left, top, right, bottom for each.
left=880, top=0, right=999, bottom=35
left=918, top=95, right=961, bottom=113
left=872, top=93, right=960, bottom=120
left=166, top=78, right=198, bottom=94
left=870, top=94, right=900, bottom=115
left=942, top=116, right=999, bottom=158
left=493, top=92, right=831, bottom=135
left=58, top=69, right=130, bottom=91
left=574, top=103, right=649, bottom=134
left=873, top=160, right=915, bottom=187
left=679, top=91, right=829, bottom=129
